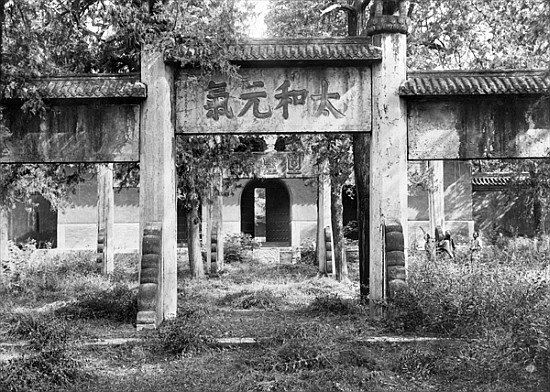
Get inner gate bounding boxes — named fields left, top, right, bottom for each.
left=241, top=179, right=291, bottom=246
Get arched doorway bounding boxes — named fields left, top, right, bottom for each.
left=241, top=179, right=291, bottom=246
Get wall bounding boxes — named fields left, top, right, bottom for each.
left=472, top=188, right=550, bottom=240
left=57, top=179, right=140, bottom=252
left=408, top=161, right=474, bottom=248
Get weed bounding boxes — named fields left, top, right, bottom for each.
left=306, top=294, right=363, bottom=315
left=157, top=303, right=213, bottom=355
left=0, top=314, right=84, bottom=392
left=385, top=246, right=550, bottom=387
left=218, top=288, right=283, bottom=310
left=57, top=282, right=138, bottom=322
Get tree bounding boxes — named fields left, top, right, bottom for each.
left=408, top=0, right=550, bottom=70
left=265, top=0, right=346, bottom=38
left=176, top=135, right=257, bottom=279
left=0, top=0, right=254, bottom=270
left=306, top=134, right=354, bottom=282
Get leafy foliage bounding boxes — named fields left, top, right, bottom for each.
left=266, top=0, right=550, bottom=70
left=265, top=0, right=346, bottom=38
left=298, top=237, right=316, bottom=265
left=0, top=164, right=92, bottom=211
left=223, top=232, right=256, bottom=263
left=409, top=0, right=550, bottom=70
left=0, top=0, right=253, bottom=219
left=176, top=136, right=257, bottom=213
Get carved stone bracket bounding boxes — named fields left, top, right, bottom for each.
left=367, top=15, right=409, bottom=35
left=136, top=222, right=162, bottom=330
left=366, top=0, right=411, bottom=36
left=384, top=220, right=406, bottom=299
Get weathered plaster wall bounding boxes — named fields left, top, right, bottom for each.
left=1, top=104, right=140, bottom=163
left=408, top=161, right=474, bottom=248
left=57, top=180, right=139, bottom=251
left=408, top=96, right=550, bottom=160
left=472, top=189, right=550, bottom=239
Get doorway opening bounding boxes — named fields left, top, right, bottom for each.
left=240, top=179, right=291, bottom=246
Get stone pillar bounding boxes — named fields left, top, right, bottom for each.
left=428, top=160, right=445, bottom=236
left=97, top=163, right=115, bottom=274
left=367, top=0, right=410, bottom=318
left=213, top=174, right=224, bottom=271
left=0, top=208, right=8, bottom=275
left=137, top=52, right=177, bottom=329
left=202, top=194, right=212, bottom=273
left=316, top=161, right=333, bottom=275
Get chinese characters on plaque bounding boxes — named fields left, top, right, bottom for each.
left=204, top=79, right=345, bottom=121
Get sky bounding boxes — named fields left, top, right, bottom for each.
left=246, top=0, right=270, bottom=38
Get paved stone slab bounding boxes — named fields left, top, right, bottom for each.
left=212, top=338, right=258, bottom=347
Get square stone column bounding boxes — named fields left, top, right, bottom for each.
left=97, top=163, right=115, bottom=274
left=369, top=31, right=408, bottom=317
left=137, top=52, right=177, bottom=329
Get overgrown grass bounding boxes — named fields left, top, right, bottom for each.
left=1, top=242, right=549, bottom=391
left=1, top=314, right=86, bottom=392
left=385, top=241, right=550, bottom=387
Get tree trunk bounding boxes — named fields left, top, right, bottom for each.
left=353, top=133, right=369, bottom=296
left=187, top=206, right=204, bottom=279
left=331, top=182, right=348, bottom=282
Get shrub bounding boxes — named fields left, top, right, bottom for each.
left=224, top=233, right=257, bottom=263
left=157, top=303, right=213, bottom=355
left=343, top=220, right=358, bottom=240
left=298, top=238, right=316, bottom=265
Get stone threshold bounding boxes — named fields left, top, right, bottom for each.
left=0, top=335, right=462, bottom=362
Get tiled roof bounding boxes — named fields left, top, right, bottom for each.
left=168, top=37, right=381, bottom=64
left=400, top=70, right=550, bottom=96
left=3, top=73, right=147, bottom=100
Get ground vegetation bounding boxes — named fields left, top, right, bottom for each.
left=0, top=240, right=547, bottom=391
